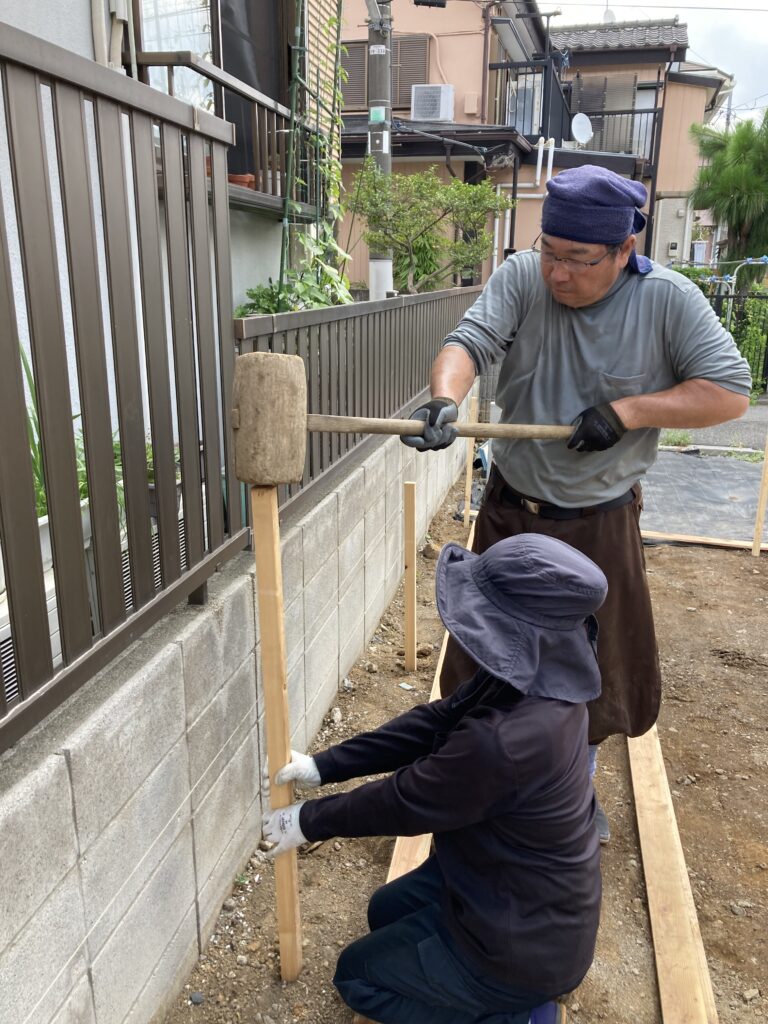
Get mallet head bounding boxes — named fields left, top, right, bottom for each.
left=232, top=352, right=307, bottom=486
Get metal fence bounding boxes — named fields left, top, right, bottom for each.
left=713, top=293, right=768, bottom=390
left=0, top=24, right=479, bottom=753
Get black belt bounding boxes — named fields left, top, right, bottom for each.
left=494, top=472, right=636, bottom=520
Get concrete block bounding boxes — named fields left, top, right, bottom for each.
left=302, top=492, right=338, bottom=583
left=339, top=519, right=364, bottom=590
left=90, top=826, right=196, bottom=1024
left=0, top=755, right=78, bottom=953
left=365, top=492, right=385, bottom=550
left=217, top=575, right=256, bottom=684
left=187, top=657, right=257, bottom=811
left=305, top=661, right=340, bottom=745
left=197, top=794, right=261, bottom=949
left=64, top=645, right=185, bottom=851
left=384, top=436, right=402, bottom=486
left=305, top=606, right=338, bottom=712
left=385, top=514, right=404, bottom=601
left=337, top=466, right=365, bottom=541
left=193, top=725, right=259, bottom=888
left=364, top=532, right=386, bottom=624
left=339, top=615, right=365, bottom=680
left=303, top=551, right=338, bottom=646
left=365, top=584, right=387, bottom=643
left=385, top=477, right=402, bottom=527
left=364, top=446, right=386, bottom=509
left=280, top=525, right=303, bottom=608
left=176, top=610, right=224, bottom=727
left=339, top=562, right=365, bottom=678
left=123, top=905, right=198, bottom=1024
left=284, top=592, right=305, bottom=672
left=286, top=656, right=307, bottom=750
left=79, top=738, right=190, bottom=956
left=0, top=869, right=88, bottom=1024
left=49, top=971, right=95, bottom=1024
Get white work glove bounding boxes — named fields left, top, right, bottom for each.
left=261, top=801, right=307, bottom=857
left=263, top=750, right=321, bottom=800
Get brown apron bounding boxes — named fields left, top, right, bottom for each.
left=439, top=467, right=662, bottom=745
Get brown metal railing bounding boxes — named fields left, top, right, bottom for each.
left=0, top=23, right=246, bottom=752
left=134, top=50, right=322, bottom=211
left=0, top=22, right=480, bottom=754
left=235, top=288, right=482, bottom=507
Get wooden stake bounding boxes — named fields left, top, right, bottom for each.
left=404, top=482, right=417, bottom=673
left=463, top=396, right=479, bottom=527
left=250, top=486, right=302, bottom=982
left=751, top=429, right=768, bottom=557
left=628, top=726, right=718, bottom=1024
left=642, top=530, right=768, bottom=553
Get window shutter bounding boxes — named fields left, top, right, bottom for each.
left=392, top=36, right=429, bottom=109
left=341, top=41, right=367, bottom=109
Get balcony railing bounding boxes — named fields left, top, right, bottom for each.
left=576, top=107, right=660, bottom=163
left=135, top=50, right=324, bottom=214
left=492, top=58, right=571, bottom=146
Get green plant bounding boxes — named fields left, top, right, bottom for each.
left=21, top=343, right=126, bottom=521
left=346, top=161, right=512, bottom=294
left=670, top=265, right=714, bottom=296
left=660, top=429, right=693, bottom=447
left=689, top=110, right=768, bottom=286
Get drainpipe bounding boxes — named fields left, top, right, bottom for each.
left=480, top=3, right=491, bottom=124
left=646, top=51, right=675, bottom=257
left=492, top=183, right=502, bottom=272
left=508, top=151, right=519, bottom=252
left=92, top=0, right=108, bottom=65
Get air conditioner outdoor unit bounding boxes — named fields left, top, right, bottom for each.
left=411, top=84, right=454, bottom=122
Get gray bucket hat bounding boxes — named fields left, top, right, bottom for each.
left=435, top=534, right=608, bottom=703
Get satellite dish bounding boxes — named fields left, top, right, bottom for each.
left=571, top=112, right=594, bottom=145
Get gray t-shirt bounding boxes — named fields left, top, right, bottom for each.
left=445, top=250, right=752, bottom=506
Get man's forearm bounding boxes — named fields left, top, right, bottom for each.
left=430, top=345, right=477, bottom=405
left=611, top=379, right=749, bottom=431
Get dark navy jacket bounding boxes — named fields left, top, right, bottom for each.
left=299, top=670, right=601, bottom=994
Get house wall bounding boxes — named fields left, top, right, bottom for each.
left=341, top=0, right=486, bottom=121
left=0, top=428, right=468, bottom=1024
left=656, top=80, right=707, bottom=193
left=1, top=0, right=95, bottom=60
left=229, top=210, right=284, bottom=307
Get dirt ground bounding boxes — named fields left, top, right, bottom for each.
left=165, top=479, right=768, bottom=1024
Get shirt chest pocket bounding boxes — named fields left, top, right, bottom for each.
left=598, top=371, right=648, bottom=401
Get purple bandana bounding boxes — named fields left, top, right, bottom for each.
left=542, top=165, right=648, bottom=246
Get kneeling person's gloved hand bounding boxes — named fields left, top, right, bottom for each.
left=401, top=398, right=458, bottom=451
left=568, top=403, right=627, bottom=453
left=261, top=801, right=307, bottom=857
left=262, top=750, right=321, bottom=796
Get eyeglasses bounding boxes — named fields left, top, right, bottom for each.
left=531, top=238, right=613, bottom=275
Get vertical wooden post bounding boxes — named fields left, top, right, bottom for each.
left=463, top=396, right=478, bottom=527
left=250, top=486, right=302, bottom=981
left=404, top=481, right=417, bottom=672
left=751, top=429, right=768, bottom=557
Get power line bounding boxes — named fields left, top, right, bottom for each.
left=445, top=0, right=768, bottom=10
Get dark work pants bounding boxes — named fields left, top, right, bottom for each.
left=333, top=856, right=551, bottom=1024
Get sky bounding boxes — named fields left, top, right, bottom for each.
left=545, top=0, right=768, bottom=126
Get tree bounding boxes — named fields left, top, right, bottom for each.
left=689, top=111, right=768, bottom=278
left=347, top=161, right=513, bottom=294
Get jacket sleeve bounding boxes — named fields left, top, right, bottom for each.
left=312, top=682, right=475, bottom=784
left=300, top=708, right=515, bottom=842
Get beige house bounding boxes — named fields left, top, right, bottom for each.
left=339, top=3, right=733, bottom=287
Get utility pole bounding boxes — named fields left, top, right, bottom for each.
left=365, top=0, right=393, bottom=299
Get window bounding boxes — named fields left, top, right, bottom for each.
left=340, top=36, right=429, bottom=111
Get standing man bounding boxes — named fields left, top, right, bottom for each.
left=402, top=165, right=752, bottom=842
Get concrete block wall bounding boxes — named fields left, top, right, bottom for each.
left=0, top=431, right=466, bottom=1024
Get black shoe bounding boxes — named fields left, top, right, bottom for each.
left=595, top=800, right=611, bottom=845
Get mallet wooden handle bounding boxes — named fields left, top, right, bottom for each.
left=306, top=414, right=572, bottom=441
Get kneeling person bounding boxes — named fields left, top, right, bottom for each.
left=263, top=534, right=607, bottom=1024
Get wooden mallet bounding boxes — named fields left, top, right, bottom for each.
left=231, top=351, right=571, bottom=982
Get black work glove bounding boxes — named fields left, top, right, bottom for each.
left=567, top=403, right=627, bottom=453
left=401, top=398, right=459, bottom=451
